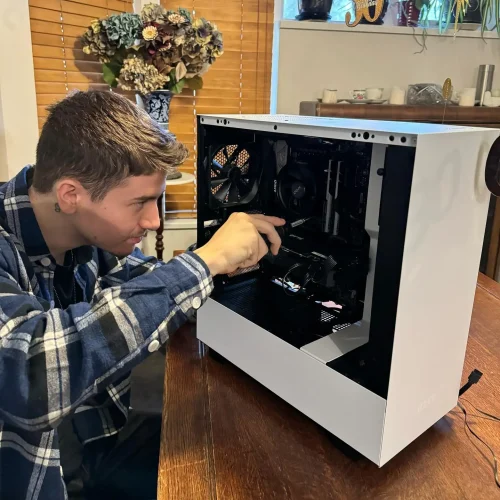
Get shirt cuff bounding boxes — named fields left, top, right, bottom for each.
left=170, top=251, right=214, bottom=315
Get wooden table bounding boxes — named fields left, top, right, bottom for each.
left=158, top=274, right=500, bottom=499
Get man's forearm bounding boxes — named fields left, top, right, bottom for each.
left=0, top=252, right=213, bottom=431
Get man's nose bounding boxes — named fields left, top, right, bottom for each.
left=140, top=203, right=161, bottom=231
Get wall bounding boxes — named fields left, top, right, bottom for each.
left=0, top=0, right=39, bottom=181
left=275, top=21, right=500, bottom=114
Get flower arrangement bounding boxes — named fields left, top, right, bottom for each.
left=81, top=3, right=223, bottom=94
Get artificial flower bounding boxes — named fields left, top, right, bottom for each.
left=142, top=25, right=158, bottom=41
left=117, top=55, right=169, bottom=94
left=81, top=19, right=116, bottom=63
left=140, top=3, right=168, bottom=24
left=168, top=13, right=186, bottom=24
left=102, top=13, right=142, bottom=49
left=80, top=5, right=223, bottom=94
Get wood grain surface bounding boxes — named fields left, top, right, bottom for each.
left=158, top=275, right=500, bottom=499
left=312, top=103, right=500, bottom=126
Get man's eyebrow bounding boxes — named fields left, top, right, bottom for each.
left=131, top=195, right=161, bottom=202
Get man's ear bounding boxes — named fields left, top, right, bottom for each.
left=54, top=179, right=87, bottom=214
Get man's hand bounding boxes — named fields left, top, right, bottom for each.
left=194, top=213, right=286, bottom=276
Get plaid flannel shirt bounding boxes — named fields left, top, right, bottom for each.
left=0, top=167, right=214, bottom=499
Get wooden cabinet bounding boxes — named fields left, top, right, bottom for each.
left=300, top=102, right=500, bottom=279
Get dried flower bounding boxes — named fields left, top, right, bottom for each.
left=158, top=43, right=172, bottom=52
left=193, top=18, right=213, bottom=46
left=117, top=55, right=169, bottom=94
left=90, top=19, right=101, bottom=34
left=102, top=13, right=142, bottom=49
left=142, top=25, right=158, bottom=41
left=141, top=21, right=176, bottom=56
left=140, top=3, right=168, bottom=24
left=168, top=13, right=186, bottom=24
left=173, top=34, right=185, bottom=46
left=166, top=8, right=192, bottom=26
left=81, top=5, right=223, bottom=94
left=81, top=19, right=116, bottom=63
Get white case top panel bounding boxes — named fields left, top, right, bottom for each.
left=199, top=113, right=490, bottom=136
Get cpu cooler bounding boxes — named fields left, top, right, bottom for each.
left=276, top=161, right=318, bottom=217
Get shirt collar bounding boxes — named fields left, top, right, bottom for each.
left=0, top=166, right=92, bottom=265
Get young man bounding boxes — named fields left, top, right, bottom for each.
left=0, top=90, right=284, bottom=499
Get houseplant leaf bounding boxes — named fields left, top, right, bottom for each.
left=175, top=61, right=187, bottom=82
left=185, top=76, right=203, bottom=90
left=171, top=78, right=186, bottom=94
left=102, top=61, right=121, bottom=87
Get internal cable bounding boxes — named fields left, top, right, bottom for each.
left=282, top=263, right=304, bottom=296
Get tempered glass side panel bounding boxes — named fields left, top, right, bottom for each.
left=327, top=146, right=415, bottom=398
left=213, top=279, right=342, bottom=348
left=197, top=119, right=415, bottom=399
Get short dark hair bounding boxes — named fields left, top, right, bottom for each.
left=33, top=90, right=188, bottom=200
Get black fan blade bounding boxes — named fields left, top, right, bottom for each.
left=237, top=179, right=251, bottom=197
left=287, top=169, right=304, bottom=182
left=214, top=179, right=232, bottom=201
left=212, top=145, right=236, bottom=174
left=280, top=180, right=294, bottom=193
left=211, top=160, right=225, bottom=177
left=226, top=145, right=244, bottom=167
left=211, top=179, right=227, bottom=188
left=228, top=182, right=239, bottom=203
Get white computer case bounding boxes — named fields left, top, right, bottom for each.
left=196, top=115, right=500, bottom=466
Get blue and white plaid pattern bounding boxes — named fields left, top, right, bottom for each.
left=0, top=167, right=213, bottom=499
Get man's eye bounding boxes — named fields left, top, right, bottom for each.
left=135, top=201, right=146, bottom=207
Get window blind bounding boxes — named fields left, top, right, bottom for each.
left=29, top=0, right=134, bottom=130
left=161, top=0, right=274, bottom=218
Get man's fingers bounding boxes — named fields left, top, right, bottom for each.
left=250, top=213, right=286, bottom=227
left=251, top=218, right=282, bottom=255
left=257, top=234, right=271, bottom=260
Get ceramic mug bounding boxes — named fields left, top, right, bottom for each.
left=366, top=87, right=383, bottom=100
left=350, top=89, right=366, bottom=100
left=322, top=89, right=338, bottom=104
left=458, top=87, right=476, bottom=107
left=389, top=87, right=405, bottom=105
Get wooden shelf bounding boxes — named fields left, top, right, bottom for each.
left=300, top=102, right=500, bottom=127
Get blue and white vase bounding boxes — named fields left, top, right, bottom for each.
left=135, top=90, right=181, bottom=180
left=136, top=90, right=172, bottom=128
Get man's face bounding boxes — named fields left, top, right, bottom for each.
left=74, top=172, right=166, bottom=257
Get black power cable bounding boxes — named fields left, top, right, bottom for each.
left=461, top=398, right=500, bottom=423
left=459, top=369, right=483, bottom=396
left=457, top=401, right=500, bottom=488
left=458, top=369, right=500, bottom=489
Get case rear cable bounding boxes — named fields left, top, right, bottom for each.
left=458, top=369, right=500, bottom=488
left=459, top=369, right=483, bottom=396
